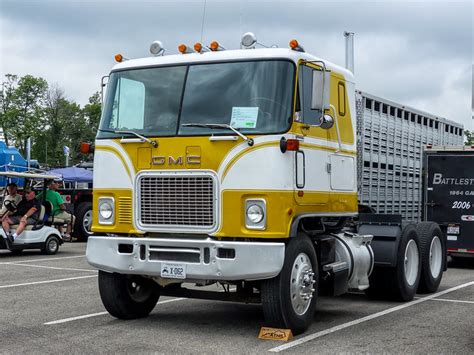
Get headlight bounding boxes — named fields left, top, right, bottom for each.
left=99, top=202, right=113, bottom=219
left=245, top=199, right=266, bottom=230
left=98, top=197, right=115, bottom=225
left=246, top=204, right=264, bottom=223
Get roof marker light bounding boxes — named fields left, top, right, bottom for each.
left=114, top=54, right=128, bottom=62
left=194, top=42, right=210, bottom=53
left=150, top=41, right=165, bottom=56
left=178, top=44, right=194, bottom=54
left=289, top=39, right=305, bottom=52
left=210, top=41, right=225, bottom=51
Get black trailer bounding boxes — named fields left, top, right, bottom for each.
left=423, top=146, right=474, bottom=258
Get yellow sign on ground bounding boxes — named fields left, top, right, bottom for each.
left=258, top=327, right=293, bottom=341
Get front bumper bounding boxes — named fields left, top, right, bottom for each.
left=86, top=235, right=285, bottom=281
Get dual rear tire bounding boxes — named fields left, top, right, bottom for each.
left=367, top=222, right=444, bottom=300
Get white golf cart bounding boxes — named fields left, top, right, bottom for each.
left=0, top=171, right=64, bottom=255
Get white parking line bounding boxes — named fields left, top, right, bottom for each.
left=6, top=262, right=97, bottom=273
left=419, top=297, right=474, bottom=305
left=269, top=281, right=474, bottom=352
left=44, top=298, right=186, bottom=325
left=0, top=275, right=97, bottom=289
left=0, top=255, right=86, bottom=264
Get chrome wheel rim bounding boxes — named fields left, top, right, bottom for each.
left=83, top=210, right=93, bottom=234
left=404, top=239, right=419, bottom=286
left=290, top=252, right=315, bottom=315
left=48, top=239, right=58, bottom=253
left=429, top=236, right=442, bottom=279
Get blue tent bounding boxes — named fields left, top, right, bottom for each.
left=0, top=141, right=27, bottom=187
left=48, top=167, right=93, bottom=183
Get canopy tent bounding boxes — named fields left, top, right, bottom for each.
left=47, top=167, right=93, bottom=183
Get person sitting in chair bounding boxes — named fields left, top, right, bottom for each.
left=38, top=179, right=74, bottom=241
left=0, top=182, right=22, bottom=217
left=2, top=188, right=41, bottom=243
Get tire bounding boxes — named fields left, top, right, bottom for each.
left=98, top=271, right=159, bottom=320
left=74, top=202, right=93, bottom=241
left=416, top=222, right=444, bottom=293
left=42, top=235, right=60, bottom=255
left=366, top=224, right=421, bottom=301
left=261, top=234, right=318, bottom=335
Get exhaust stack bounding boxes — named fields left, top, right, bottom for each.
left=344, top=31, right=354, bottom=74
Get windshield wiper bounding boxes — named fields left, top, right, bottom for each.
left=181, top=123, right=254, bottom=146
left=98, top=128, right=158, bottom=148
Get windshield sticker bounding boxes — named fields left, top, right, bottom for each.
left=230, top=107, right=259, bottom=128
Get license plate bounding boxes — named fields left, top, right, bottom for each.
left=161, top=263, right=186, bottom=279
left=447, top=224, right=460, bottom=234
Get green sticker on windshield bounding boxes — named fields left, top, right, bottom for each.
left=230, top=107, right=258, bottom=128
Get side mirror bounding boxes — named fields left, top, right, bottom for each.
left=311, top=69, right=330, bottom=112
left=320, top=114, right=334, bottom=129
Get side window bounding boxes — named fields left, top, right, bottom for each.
left=111, top=78, right=145, bottom=130
left=298, top=65, right=322, bottom=125
left=338, top=82, right=346, bottom=116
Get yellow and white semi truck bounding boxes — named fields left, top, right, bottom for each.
left=86, top=34, right=448, bottom=334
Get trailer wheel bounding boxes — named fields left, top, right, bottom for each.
left=261, top=234, right=318, bottom=335
left=42, top=235, right=60, bottom=255
left=74, top=202, right=93, bottom=241
left=98, top=271, right=159, bottom=319
left=366, top=225, right=421, bottom=301
left=416, top=222, right=444, bottom=293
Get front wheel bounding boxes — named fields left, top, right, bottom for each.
left=98, top=271, right=160, bottom=319
left=261, top=234, right=318, bottom=335
left=42, top=235, right=60, bottom=255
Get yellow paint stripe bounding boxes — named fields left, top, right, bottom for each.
left=300, top=143, right=356, bottom=155
left=95, top=146, right=132, bottom=180
left=221, top=141, right=356, bottom=181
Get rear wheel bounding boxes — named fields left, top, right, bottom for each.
left=261, top=234, right=318, bottom=335
left=416, top=222, right=444, bottom=293
left=42, top=235, right=60, bottom=255
left=366, top=225, right=421, bottom=301
left=98, top=271, right=159, bottom=319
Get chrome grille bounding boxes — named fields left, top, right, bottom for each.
left=139, top=174, right=215, bottom=228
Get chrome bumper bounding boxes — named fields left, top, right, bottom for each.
left=86, top=235, right=285, bottom=281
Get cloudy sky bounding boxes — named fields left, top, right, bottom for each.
left=1, top=0, right=472, bottom=130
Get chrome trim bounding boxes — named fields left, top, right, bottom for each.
left=245, top=199, right=267, bottom=230
left=135, top=170, right=219, bottom=233
left=86, top=236, right=285, bottom=281
left=98, top=197, right=115, bottom=225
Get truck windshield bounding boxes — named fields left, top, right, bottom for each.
left=98, top=60, right=294, bottom=138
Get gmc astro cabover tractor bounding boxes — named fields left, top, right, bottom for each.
left=86, top=34, right=449, bottom=335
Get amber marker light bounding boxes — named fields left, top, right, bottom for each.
left=289, top=39, right=299, bottom=49
left=194, top=42, right=202, bottom=52
left=114, top=54, right=123, bottom=62
left=210, top=41, right=219, bottom=51
left=178, top=44, right=187, bottom=53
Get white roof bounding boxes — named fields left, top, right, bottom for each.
left=112, top=48, right=354, bottom=83
left=0, top=171, right=61, bottom=180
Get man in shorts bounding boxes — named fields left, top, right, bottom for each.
left=0, top=182, right=22, bottom=217
left=1, top=188, right=41, bottom=243
left=38, top=179, right=74, bottom=240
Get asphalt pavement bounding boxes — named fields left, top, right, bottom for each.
left=0, top=243, right=473, bottom=354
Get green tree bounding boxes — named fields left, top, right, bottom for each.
left=465, top=130, right=474, bottom=145
left=1, top=74, right=48, bottom=152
